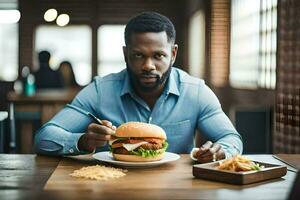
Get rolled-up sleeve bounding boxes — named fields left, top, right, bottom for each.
left=197, top=85, right=243, bottom=158
left=34, top=124, right=85, bottom=155
left=34, top=81, right=100, bottom=156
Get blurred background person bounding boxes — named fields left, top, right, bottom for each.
left=34, top=50, right=64, bottom=89
left=58, top=61, right=80, bottom=89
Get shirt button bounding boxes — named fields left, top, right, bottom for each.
left=69, top=149, right=74, bottom=153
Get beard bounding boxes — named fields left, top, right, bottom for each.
left=127, top=62, right=172, bottom=93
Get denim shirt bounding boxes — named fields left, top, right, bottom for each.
left=34, top=67, right=243, bottom=157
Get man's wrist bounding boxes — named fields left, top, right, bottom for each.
left=76, top=133, right=95, bottom=154
left=77, top=133, right=86, bottom=151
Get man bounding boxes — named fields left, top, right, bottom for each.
left=34, top=12, right=242, bottom=163
left=34, top=50, right=64, bottom=89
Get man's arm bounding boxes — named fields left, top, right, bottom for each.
left=34, top=81, right=100, bottom=155
left=196, top=84, right=243, bottom=160
left=34, top=124, right=87, bottom=155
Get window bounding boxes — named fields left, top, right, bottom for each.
left=97, top=25, right=126, bottom=77
left=0, top=22, right=18, bottom=81
left=230, top=0, right=277, bottom=89
left=259, top=0, right=277, bottom=88
left=35, top=25, right=92, bottom=86
left=188, top=10, right=206, bottom=79
left=0, top=1, right=20, bottom=81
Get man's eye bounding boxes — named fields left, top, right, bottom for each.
left=155, top=54, right=164, bottom=59
left=133, top=53, right=143, bottom=58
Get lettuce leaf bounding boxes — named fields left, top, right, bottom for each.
left=108, top=145, right=113, bottom=153
left=131, top=141, right=169, bottom=158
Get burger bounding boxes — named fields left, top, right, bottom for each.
left=109, top=122, right=168, bottom=162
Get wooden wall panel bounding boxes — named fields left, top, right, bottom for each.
left=19, top=0, right=36, bottom=74
left=32, top=0, right=94, bottom=23
left=209, top=0, right=230, bottom=87
left=274, top=0, right=300, bottom=153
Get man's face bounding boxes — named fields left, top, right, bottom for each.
left=123, top=32, right=178, bottom=93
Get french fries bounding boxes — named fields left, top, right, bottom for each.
left=217, top=155, right=264, bottom=172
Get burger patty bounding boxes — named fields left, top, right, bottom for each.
left=140, top=142, right=163, bottom=150
left=113, top=147, right=131, bottom=155
left=113, top=141, right=164, bottom=155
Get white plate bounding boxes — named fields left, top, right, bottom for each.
left=92, top=152, right=180, bottom=168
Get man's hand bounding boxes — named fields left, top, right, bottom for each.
left=195, top=141, right=225, bottom=163
left=78, top=120, right=116, bottom=152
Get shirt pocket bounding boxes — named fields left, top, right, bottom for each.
left=161, top=120, right=194, bottom=153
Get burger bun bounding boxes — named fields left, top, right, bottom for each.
left=115, top=122, right=166, bottom=139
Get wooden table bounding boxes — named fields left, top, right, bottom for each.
left=7, top=89, right=79, bottom=153
left=0, top=154, right=298, bottom=200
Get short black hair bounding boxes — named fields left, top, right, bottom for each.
left=124, top=11, right=176, bottom=46
left=38, top=50, right=51, bottom=63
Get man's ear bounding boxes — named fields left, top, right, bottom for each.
left=171, top=44, right=178, bottom=65
left=123, top=46, right=128, bottom=63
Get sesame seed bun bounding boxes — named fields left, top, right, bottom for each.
left=115, top=122, right=166, bottom=139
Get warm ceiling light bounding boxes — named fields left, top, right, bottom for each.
left=56, top=14, right=69, bottom=26
left=0, top=10, right=21, bottom=23
left=44, top=8, right=57, bottom=22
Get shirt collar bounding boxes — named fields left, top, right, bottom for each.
left=120, top=70, right=132, bottom=97
left=165, top=68, right=180, bottom=96
left=120, top=68, right=180, bottom=97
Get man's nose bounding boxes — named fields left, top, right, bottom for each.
left=142, top=58, right=156, bottom=71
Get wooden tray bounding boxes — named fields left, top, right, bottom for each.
left=193, top=161, right=287, bottom=185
